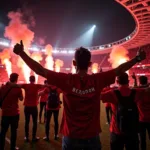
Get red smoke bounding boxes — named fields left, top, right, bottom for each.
left=45, top=44, right=54, bottom=70
left=31, top=52, right=43, bottom=83
left=108, top=46, right=129, bottom=68
left=38, top=37, right=45, bottom=45
left=4, top=11, right=34, bottom=47
left=0, top=49, right=12, bottom=78
left=92, top=63, right=98, bottom=73
left=55, top=59, right=64, bottom=72
left=4, top=11, right=35, bottom=82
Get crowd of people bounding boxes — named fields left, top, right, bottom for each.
left=0, top=74, right=62, bottom=150
left=0, top=41, right=150, bottom=150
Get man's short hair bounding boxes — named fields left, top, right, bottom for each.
left=139, top=76, right=148, bottom=85
left=10, top=73, right=19, bottom=82
left=117, top=72, right=129, bottom=85
left=75, top=47, right=91, bottom=70
left=29, top=75, right=35, bottom=82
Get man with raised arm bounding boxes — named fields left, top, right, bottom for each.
left=13, top=41, right=146, bottom=150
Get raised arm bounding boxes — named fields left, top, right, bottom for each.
left=13, top=41, right=50, bottom=78
left=38, top=90, right=45, bottom=96
left=132, top=72, right=138, bottom=87
left=114, top=48, right=146, bottom=76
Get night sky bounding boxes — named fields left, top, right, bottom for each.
left=0, top=0, right=135, bottom=47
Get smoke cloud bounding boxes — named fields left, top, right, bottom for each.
left=108, top=46, right=129, bottom=68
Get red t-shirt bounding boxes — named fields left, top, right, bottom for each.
left=21, top=83, right=42, bottom=106
left=46, top=69, right=116, bottom=138
left=101, top=85, right=146, bottom=134
left=136, top=89, right=150, bottom=123
left=38, top=87, right=48, bottom=103
left=0, top=84, right=23, bottom=116
left=102, top=87, right=111, bottom=107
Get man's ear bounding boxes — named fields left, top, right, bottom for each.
left=88, top=62, right=92, bottom=67
left=73, top=60, right=76, bottom=66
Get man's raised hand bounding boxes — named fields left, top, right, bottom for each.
left=13, top=40, right=24, bottom=55
left=136, top=48, right=146, bottom=62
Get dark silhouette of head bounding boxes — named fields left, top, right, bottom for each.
left=139, top=76, right=148, bottom=85
left=29, top=75, right=35, bottom=83
left=44, top=80, right=48, bottom=85
left=10, top=73, right=19, bottom=83
left=73, top=47, right=91, bottom=71
left=116, top=72, right=129, bottom=85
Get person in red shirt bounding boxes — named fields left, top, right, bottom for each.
left=13, top=41, right=146, bottom=150
left=102, top=87, right=112, bottom=125
left=42, top=85, right=62, bottom=141
left=101, top=73, right=150, bottom=150
left=0, top=73, right=23, bottom=150
left=136, top=75, right=150, bottom=150
left=104, top=102, right=112, bottom=125
left=38, top=80, right=48, bottom=124
left=20, top=75, right=43, bottom=142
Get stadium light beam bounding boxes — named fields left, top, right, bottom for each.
left=68, top=25, right=96, bottom=48
left=93, top=25, right=96, bottom=29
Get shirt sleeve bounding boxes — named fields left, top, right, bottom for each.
left=95, top=69, right=116, bottom=89
left=44, top=87, right=49, bottom=94
left=46, top=70, right=70, bottom=91
left=101, top=90, right=117, bottom=104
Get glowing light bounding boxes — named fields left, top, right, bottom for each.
left=24, top=63, right=31, bottom=83
left=31, top=52, right=43, bottom=83
left=30, top=47, right=39, bottom=51
left=45, top=44, right=54, bottom=70
left=0, top=49, right=12, bottom=78
left=66, top=68, right=71, bottom=70
left=61, top=50, right=67, bottom=53
left=52, top=50, right=59, bottom=53
left=3, top=59, right=12, bottom=77
left=99, top=46, right=104, bottom=49
left=68, top=25, right=96, bottom=47
left=41, top=49, right=46, bottom=52
left=108, top=46, right=129, bottom=74
left=92, top=25, right=96, bottom=29
left=17, top=50, right=31, bottom=83
left=68, top=50, right=74, bottom=54
left=55, top=59, right=64, bottom=72
left=71, top=62, right=76, bottom=74
left=118, top=58, right=127, bottom=64
left=0, top=41, right=9, bottom=46
left=109, top=46, right=129, bottom=68
left=92, top=63, right=98, bottom=74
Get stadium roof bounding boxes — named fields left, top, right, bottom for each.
left=0, top=0, right=150, bottom=55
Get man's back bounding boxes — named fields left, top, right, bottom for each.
left=136, top=88, right=150, bottom=122
left=1, top=84, right=22, bottom=116
left=101, top=85, right=145, bottom=134
left=22, top=83, right=41, bottom=106
left=46, top=70, right=116, bottom=138
left=38, top=87, right=49, bottom=103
